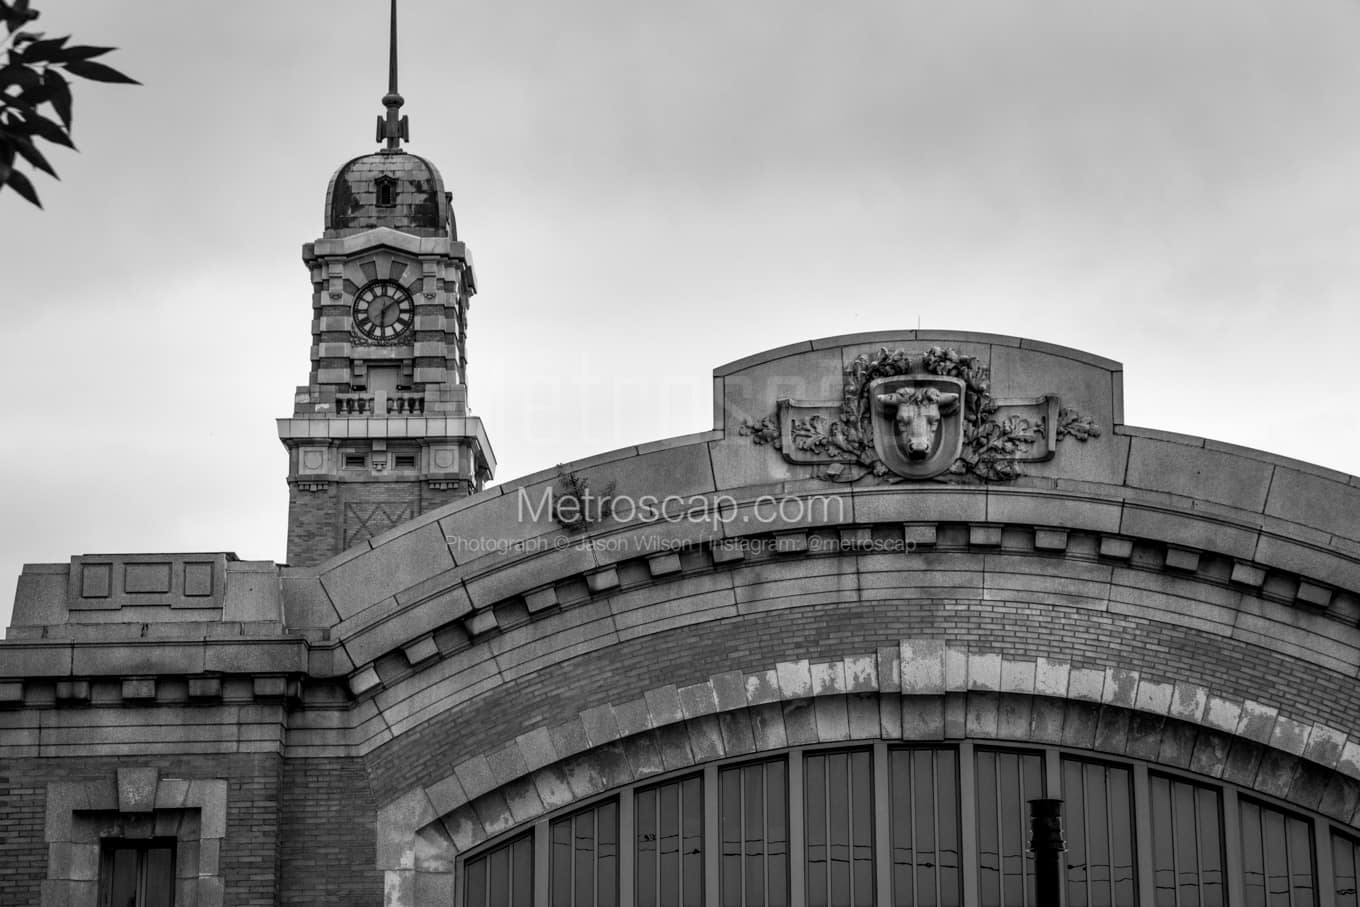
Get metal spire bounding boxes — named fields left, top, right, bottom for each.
left=376, top=0, right=409, bottom=151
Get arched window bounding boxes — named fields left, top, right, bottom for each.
left=459, top=741, right=1337, bottom=907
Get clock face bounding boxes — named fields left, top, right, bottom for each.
left=352, top=280, right=415, bottom=342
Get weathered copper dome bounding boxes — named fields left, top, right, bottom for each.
left=323, top=150, right=452, bottom=238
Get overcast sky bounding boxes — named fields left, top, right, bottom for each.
left=2, top=1, right=1359, bottom=634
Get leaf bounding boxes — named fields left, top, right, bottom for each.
left=3, top=165, right=41, bottom=207
left=22, top=110, right=74, bottom=148
left=19, top=34, right=66, bottom=61
left=4, top=0, right=38, bottom=35
left=0, top=63, right=41, bottom=92
left=9, top=132, right=55, bottom=176
left=53, top=44, right=114, bottom=62
left=62, top=59, right=139, bottom=85
left=43, top=67, right=70, bottom=127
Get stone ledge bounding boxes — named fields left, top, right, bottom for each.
left=339, top=516, right=1357, bottom=703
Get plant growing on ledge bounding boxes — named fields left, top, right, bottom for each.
left=1, top=0, right=139, bottom=208
left=552, top=469, right=616, bottom=531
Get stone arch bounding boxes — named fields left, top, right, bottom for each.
left=373, top=638, right=1360, bottom=905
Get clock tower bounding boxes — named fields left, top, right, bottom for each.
left=278, top=1, right=495, bottom=566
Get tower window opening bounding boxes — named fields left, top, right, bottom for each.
left=375, top=177, right=397, bottom=207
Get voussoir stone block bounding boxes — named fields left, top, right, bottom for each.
left=1034, top=658, right=1070, bottom=698
left=999, top=658, right=1036, bottom=695
left=711, top=671, right=748, bottom=712
left=844, top=654, right=877, bottom=692
left=117, top=767, right=159, bottom=814
left=900, top=639, right=945, bottom=694
left=678, top=682, right=719, bottom=719
left=580, top=704, right=622, bottom=747
left=811, top=661, right=846, bottom=696
left=1236, top=700, right=1279, bottom=745
left=1270, top=716, right=1312, bottom=758
left=1102, top=668, right=1139, bottom=707
left=644, top=685, right=684, bottom=727
left=745, top=670, right=781, bottom=706
left=516, top=728, right=558, bottom=773
left=1203, top=696, right=1244, bottom=734
left=776, top=660, right=813, bottom=699
left=1304, top=724, right=1347, bottom=770
left=967, top=652, right=1002, bottom=692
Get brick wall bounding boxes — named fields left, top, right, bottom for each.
left=359, top=596, right=1360, bottom=805
left=0, top=753, right=284, bottom=907
left=288, top=479, right=469, bottom=566
left=279, top=757, right=382, bottom=905
left=287, top=483, right=340, bottom=566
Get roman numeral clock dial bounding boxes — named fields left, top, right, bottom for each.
left=352, top=280, right=414, bottom=343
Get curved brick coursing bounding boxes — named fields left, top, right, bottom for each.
left=351, top=537, right=1360, bottom=788
left=342, top=516, right=1359, bottom=704
left=370, top=640, right=1360, bottom=905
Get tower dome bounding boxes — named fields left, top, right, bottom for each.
left=322, top=150, right=453, bottom=238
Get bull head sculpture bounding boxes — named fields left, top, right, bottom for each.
left=875, top=387, right=961, bottom=461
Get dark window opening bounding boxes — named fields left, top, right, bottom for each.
left=805, top=749, right=874, bottom=907
left=466, top=832, right=533, bottom=907
left=720, top=757, right=789, bottom=907
left=1240, top=797, right=1315, bottom=907
left=376, top=177, right=397, bottom=207
left=1149, top=773, right=1226, bottom=907
left=1062, top=758, right=1137, bottom=907
left=394, top=454, right=417, bottom=470
left=975, top=748, right=1044, bottom=907
left=550, top=799, right=619, bottom=907
left=344, top=454, right=366, bottom=469
left=100, top=838, right=176, bottom=907
left=635, top=774, right=704, bottom=907
left=890, top=747, right=962, bottom=907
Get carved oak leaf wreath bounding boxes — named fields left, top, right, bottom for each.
left=738, top=346, right=1101, bottom=483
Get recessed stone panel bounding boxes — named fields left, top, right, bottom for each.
left=80, top=564, right=111, bottom=599
left=184, top=563, right=214, bottom=597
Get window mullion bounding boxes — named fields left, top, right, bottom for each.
left=619, top=786, right=634, bottom=907
left=136, top=848, right=148, bottom=907
left=789, top=750, right=805, bottom=907
left=705, top=763, right=719, bottom=907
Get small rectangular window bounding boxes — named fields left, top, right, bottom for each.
left=344, top=454, right=366, bottom=469
left=394, top=454, right=417, bottom=469
left=100, top=838, right=176, bottom=907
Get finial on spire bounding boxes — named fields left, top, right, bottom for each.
left=376, top=0, right=409, bottom=151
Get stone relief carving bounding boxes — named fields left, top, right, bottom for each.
left=739, top=346, right=1100, bottom=483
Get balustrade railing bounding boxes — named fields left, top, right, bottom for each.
left=335, top=393, right=425, bottom=415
